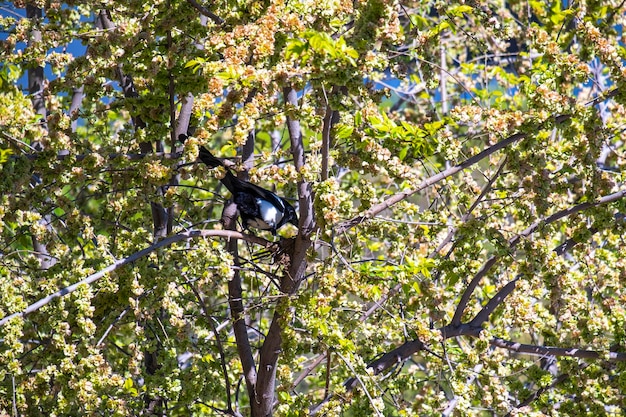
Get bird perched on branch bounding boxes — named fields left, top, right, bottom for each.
left=197, top=146, right=298, bottom=235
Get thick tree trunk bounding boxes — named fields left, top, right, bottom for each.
left=250, top=86, right=315, bottom=417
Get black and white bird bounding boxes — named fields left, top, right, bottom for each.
left=198, top=146, right=298, bottom=235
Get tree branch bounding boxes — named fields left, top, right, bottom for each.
left=189, top=282, right=235, bottom=414
left=167, top=28, right=177, bottom=149
left=225, top=131, right=259, bottom=408
left=334, top=132, right=527, bottom=234
left=489, top=338, right=626, bottom=361
left=252, top=86, right=315, bottom=417
left=450, top=255, right=500, bottom=327
left=186, top=0, right=224, bottom=25
left=176, top=93, right=194, bottom=141
left=452, top=187, right=626, bottom=326
left=0, top=230, right=272, bottom=327
left=315, top=186, right=626, bottom=411
left=344, top=339, right=425, bottom=391
left=467, top=276, right=519, bottom=328
left=321, top=86, right=340, bottom=181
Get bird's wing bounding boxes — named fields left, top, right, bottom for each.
left=198, top=146, right=287, bottom=211
left=230, top=178, right=286, bottom=211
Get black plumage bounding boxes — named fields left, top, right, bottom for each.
left=198, top=146, right=298, bottom=235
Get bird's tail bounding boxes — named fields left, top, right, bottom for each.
left=198, top=146, right=224, bottom=169
left=198, top=146, right=240, bottom=194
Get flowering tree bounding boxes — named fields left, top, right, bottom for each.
left=1, top=0, right=626, bottom=415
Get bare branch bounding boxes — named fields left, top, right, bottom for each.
left=186, top=0, right=224, bottom=25
left=0, top=230, right=272, bottom=327
left=450, top=255, right=499, bottom=327
left=189, top=282, right=235, bottom=414
left=321, top=86, right=340, bottom=181
left=176, top=93, right=194, bottom=141
left=347, top=339, right=425, bottom=389
left=69, top=87, right=84, bottom=133
left=337, top=352, right=384, bottom=417
left=489, top=338, right=626, bottom=361
left=224, top=135, right=258, bottom=406
left=167, top=28, right=177, bottom=148
left=468, top=276, right=519, bottom=328
left=96, top=306, right=130, bottom=346
left=321, top=103, right=333, bottom=181
left=285, top=85, right=316, bottom=240
left=292, top=354, right=326, bottom=390
left=431, top=156, right=508, bottom=258
left=335, top=132, right=527, bottom=234
left=452, top=187, right=626, bottom=326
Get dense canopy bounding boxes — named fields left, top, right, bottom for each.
left=1, top=0, right=626, bottom=415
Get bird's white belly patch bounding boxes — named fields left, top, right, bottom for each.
left=249, top=198, right=283, bottom=229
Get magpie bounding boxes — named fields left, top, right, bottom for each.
left=198, top=146, right=298, bottom=235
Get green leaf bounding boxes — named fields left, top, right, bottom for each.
left=354, top=111, right=363, bottom=126
left=0, top=149, right=12, bottom=164
left=335, top=124, right=354, bottom=139
left=345, top=47, right=359, bottom=59
left=123, top=378, right=139, bottom=397
left=278, top=391, right=292, bottom=402
left=448, top=5, right=473, bottom=16
left=431, top=20, right=451, bottom=35
left=398, top=146, right=409, bottom=161
left=308, top=31, right=334, bottom=55
left=410, top=14, right=429, bottom=29
left=255, top=131, right=272, bottom=145
left=368, top=115, right=386, bottom=131
left=184, top=58, right=205, bottom=73
left=285, top=39, right=308, bottom=60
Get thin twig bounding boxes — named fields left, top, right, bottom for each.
left=96, top=306, right=130, bottom=346
left=189, top=282, right=235, bottom=414
left=324, top=350, right=331, bottom=399
left=430, top=156, right=507, bottom=258
left=336, top=352, right=384, bottom=417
